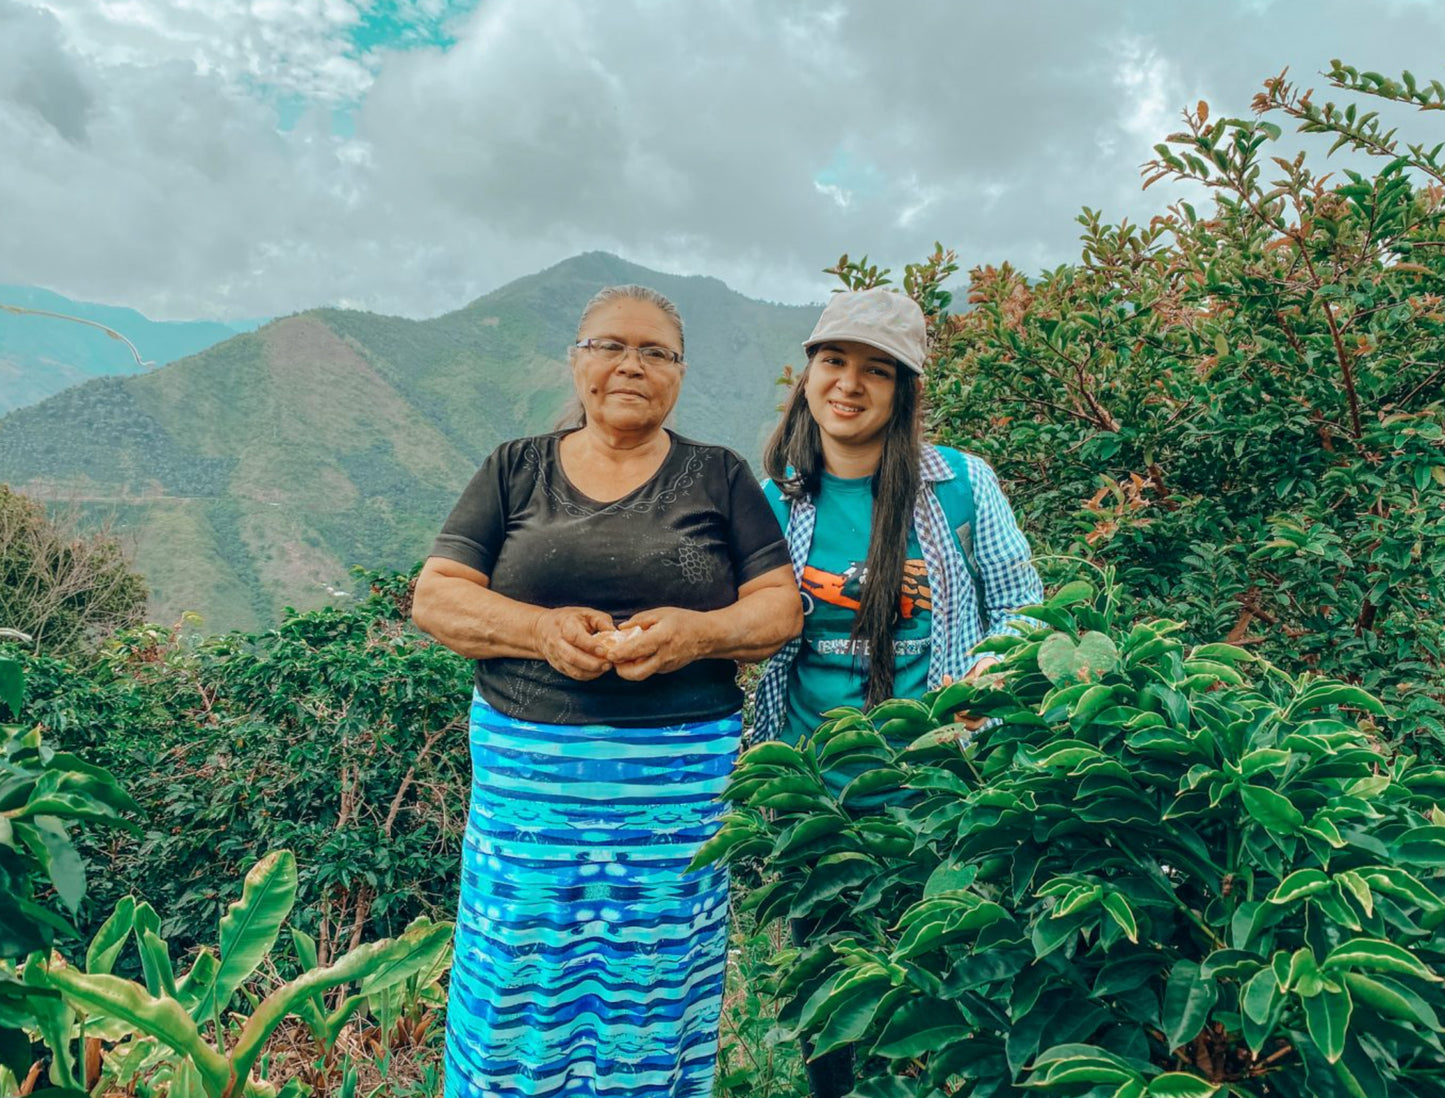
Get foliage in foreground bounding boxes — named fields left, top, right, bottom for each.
left=828, top=61, right=1445, bottom=756
left=1, top=645, right=455, bottom=1098
left=16, top=568, right=472, bottom=954
left=3, top=849, right=451, bottom=1097
left=703, top=577, right=1445, bottom=1097
left=0, top=647, right=138, bottom=1088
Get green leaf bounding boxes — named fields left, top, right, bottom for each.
left=809, top=982, right=894, bottom=1058
left=737, top=740, right=811, bottom=771
left=1200, top=950, right=1262, bottom=981
left=1188, top=643, right=1254, bottom=666
left=170, top=1059, right=207, bottom=1098
left=42, top=969, right=229, bottom=1096
left=687, top=823, right=766, bottom=870
left=0, top=1026, right=31, bottom=1083
left=1342, top=972, right=1439, bottom=1029
left=1268, top=869, right=1330, bottom=904
left=1288, top=684, right=1386, bottom=719
left=86, top=896, right=136, bottom=976
left=1335, top=871, right=1373, bottom=918
left=791, top=852, right=880, bottom=920
left=21, top=960, right=79, bottom=1090
left=137, top=928, right=177, bottom=1001
left=0, top=659, right=23, bottom=720
left=1239, top=785, right=1304, bottom=834
left=175, top=949, right=218, bottom=1013
left=193, top=850, right=298, bottom=1021
left=1323, top=938, right=1439, bottom=982
left=927, top=679, right=981, bottom=722
left=1101, top=893, right=1139, bottom=943
left=1035, top=1061, right=1134, bottom=1085
left=867, top=698, right=933, bottom=729
left=1038, top=631, right=1120, bottom=686
left=357, top=920, right=453, bottom=995
left=772, top=815, right=849, bottom=861
left=923, top=861, right=979, bottom=898
left=291, top=929, right=319, bottom=972
left=1147, top=1074, right=1220, bottom=1097
left=1356, top=865, right=1441, bottom=911
left=1240, top=967, right=1283, bottom=1055
left=1302, top=985, right=1352, bottom=1063
left=1047, top=581, right=1094, bottom=608
left=839, top=767, right=906, bottom=804
left=870, top=996, right=967, bottom=1059
left=1162, top=961, right=1217, bottom=1050
left=1024, top=741, right=1105, bottom=770
left=848, top=1078, right=922, bottom=1098
left=1394, top=825, right=1445, bottom=868
left=30, top=818, right=86, bottom=913
left=229, top=921, right=453, bottom=1090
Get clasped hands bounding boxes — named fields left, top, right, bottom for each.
left=529, top=605, right=707, bottom=682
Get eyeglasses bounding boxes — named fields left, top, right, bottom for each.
left=574, top=338, right=684, bottom=367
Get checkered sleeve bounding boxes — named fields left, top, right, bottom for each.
left=966, top=455, right=1044, bottom=638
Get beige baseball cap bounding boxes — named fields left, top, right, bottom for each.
left=803, top=287, right=928, bottom=375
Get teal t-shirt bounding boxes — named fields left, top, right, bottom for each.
left=766, top=472, right=933, bottom=747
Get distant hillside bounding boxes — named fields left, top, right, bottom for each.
left=0, top=284, right=265, bottom=415
left=0, top=254, right=816, bottom=633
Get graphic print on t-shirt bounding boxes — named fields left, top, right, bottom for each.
left=800, top=558, right=932, bottom=619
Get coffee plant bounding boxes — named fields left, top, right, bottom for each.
left=829, top=61, right=1445, bottom=758
left=17, top=568, right=472, bottom=954
left=702, top=575, right=1445, bottom=1096
left=0, top=647, right=138, bottom=1091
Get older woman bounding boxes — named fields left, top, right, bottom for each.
left=412, top=284, right=800, bottom=1098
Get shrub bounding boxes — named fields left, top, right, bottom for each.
left=0, top=647, right=138, bottom=1088
left=703, top=576, right=1445, bottom=1097
left=0, top=486, right=148, bottom=655
left=18, top=568, right=472, bottom=956
left=825, top=61, right=1445, bottom=757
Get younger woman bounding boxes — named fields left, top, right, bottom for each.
left=752, top=287, right=1044, bottom=1096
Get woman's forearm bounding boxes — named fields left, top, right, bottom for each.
left=412, top=562, right=546, bottom=660
left=694, top=581, right=802, bottom=663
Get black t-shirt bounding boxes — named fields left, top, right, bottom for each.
left=429, top=430, right=790, bottom=726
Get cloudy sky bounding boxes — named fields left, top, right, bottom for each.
left=2, top=0, right=1441, bottom=320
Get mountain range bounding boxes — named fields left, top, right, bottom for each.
left=0, top=284, right=265, bottom=416
left=0, top=253, right=817, bottom=633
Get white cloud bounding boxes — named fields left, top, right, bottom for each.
left=2, top=0, right=1443, bottom=319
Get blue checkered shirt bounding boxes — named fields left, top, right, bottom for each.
left=750, top=444, right=1043, bottom=742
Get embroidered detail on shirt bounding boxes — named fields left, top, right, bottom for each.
left=525, top=436, right=706, bottom=518
left=665, top=536, right=715, bottom=585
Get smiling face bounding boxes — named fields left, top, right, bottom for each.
left=803, top=340, right=900, bottom=466
left=572, top=297, right=686, bottom=437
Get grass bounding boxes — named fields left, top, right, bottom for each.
left=715, top=905, right=807, bottom=1098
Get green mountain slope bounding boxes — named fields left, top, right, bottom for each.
left=0, top=253, right=816, bottom=632
left=0, top=284, right=264, bottom=416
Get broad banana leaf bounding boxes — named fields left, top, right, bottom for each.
left=192, top=851, right=297, bottom=1023
left=43, top=969, right=230, bottom=1098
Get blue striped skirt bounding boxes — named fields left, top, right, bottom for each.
left=444, top=692, right=738, bottom=1098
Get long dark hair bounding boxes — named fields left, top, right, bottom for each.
left=762, top=352, right=923, bottom=707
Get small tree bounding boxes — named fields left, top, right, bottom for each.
left=826, top=61, right=1445, bottom=756
left=0, top=485, right=148, bottom=653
